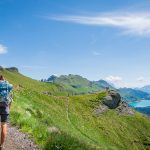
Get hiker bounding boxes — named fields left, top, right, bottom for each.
left=0, top=75, right=13, bottom=150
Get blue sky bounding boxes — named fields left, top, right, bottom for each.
left=0, top=0, right=150, bottom=87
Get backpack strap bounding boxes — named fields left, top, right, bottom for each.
left=7, top=82, right=9, bottom=96
left=7, top=82, right=13, bottom=104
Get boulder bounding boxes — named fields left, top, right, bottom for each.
left=102, top=90, right=121, bottom=109
left=95, top=90, right=135, bottom=116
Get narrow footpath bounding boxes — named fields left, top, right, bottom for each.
left=3, top=124, right=41, bottom=150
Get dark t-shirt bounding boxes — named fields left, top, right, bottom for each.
left=0, top=103, right=9, bottom=114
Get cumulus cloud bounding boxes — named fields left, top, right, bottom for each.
left=105, top=76, right=134, bottom=88
left=137, top=76, right=145, bottom=81
left=0, top=44, right=7, bottom=54
left=46, top=12, right=150, bottom=36
left=105, top=75, right=123, bottom=83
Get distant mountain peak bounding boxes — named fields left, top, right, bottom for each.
left=136, top=85, right=150, bottom=94
left=47, top=75, right=58, bottom=82
left=0, top=66, right=19, bottom=72
left=6, top=67, right=19, bottom=73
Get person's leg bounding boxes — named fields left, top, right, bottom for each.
left=0, top=114, right=9, bottom=148
left=0, top=122, right=7, bottom=147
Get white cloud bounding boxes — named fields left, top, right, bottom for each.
left=105, top=76, right=136, bottom=88
left=0, top=44, right=7, bottom=54
left=137, top=76, right=145, bottom=81
left=92, top=51, right=101, bottom=56
left=104, top=75, right=147, bottom=88
left=46, top=12, right=150, bottom=36
left=105, top=75, right=123, bottom=83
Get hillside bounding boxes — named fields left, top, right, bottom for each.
left=42, top=74, right=113, bottom=95
left=0, top=68, right=150, bottom=150
left=43, top=74, right=150, bottom=101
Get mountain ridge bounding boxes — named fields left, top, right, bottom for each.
left=136, top=85, right=150, bottom=94
left=119, top=87, right=150, bottom=101
left=42, top=74, right=150, bottom=101
left=41, top=74, right=113, bottom=95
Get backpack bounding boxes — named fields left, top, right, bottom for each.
left=0, top=81, right=13, bottom=104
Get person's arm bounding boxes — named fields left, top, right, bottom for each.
left=8, top=83, right=13, bottom=109
left=8, top=83, right=13, bottom=91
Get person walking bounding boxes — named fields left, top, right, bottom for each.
left=0, top=75, right=13, bottom=150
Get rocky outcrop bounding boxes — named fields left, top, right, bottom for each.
left=6, top=67, right=19, bottom=72
left=95, top=90, right=135, bottom=116
left=95, top=104, right=109, bottom=115
left=102, top=90, right=121, bottom=109
left=116, top=101, right=135, bottom=116
left=42, top=91, right=52, bottom=96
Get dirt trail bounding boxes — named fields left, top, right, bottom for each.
left=65, top=98, right=99, bottom=145
left=3, top=124, right=41, bottom=150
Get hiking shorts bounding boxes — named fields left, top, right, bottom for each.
left=0, top=114, right=9, bottom=123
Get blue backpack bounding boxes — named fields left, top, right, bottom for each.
left=0, top=81, right=13, bottom=104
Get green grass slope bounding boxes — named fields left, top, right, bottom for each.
left=0, top=69, right=150, bottom=150
left=45, top=74, right=113, bottom=95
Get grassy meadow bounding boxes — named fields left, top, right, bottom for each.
left=0, top=69, right=150, bottom=150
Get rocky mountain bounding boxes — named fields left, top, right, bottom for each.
left=136, top=85, right=150, bottom=94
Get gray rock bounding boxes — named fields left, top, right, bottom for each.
left=42, top=91, right=52, bottom=96
left=117, top=101, right=135, bottom=116
left=95, top=90, right=134, bottom=116
left=95, top=104, right=109, bottom=115
left=102, top=90, right=121, bottom=109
